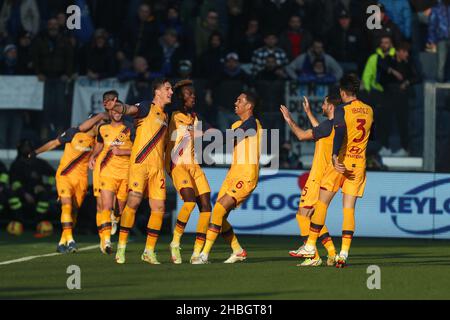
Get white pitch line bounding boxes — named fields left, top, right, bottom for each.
left=0, top=244, right=99, bottom=266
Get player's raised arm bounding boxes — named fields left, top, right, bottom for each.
left=302, top=96, right=319, bottom=127
left=78, top=112, right=109, bottom=132
left=32, top=126, right=80, bottom=156
left=105, top=99, right=139, bottom=117
left=280, top=105, right=313, bottom=141
left=32, top=139, right=61, bottom=157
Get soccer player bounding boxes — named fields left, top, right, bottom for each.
left=32, top=113, right=108, bottom=253
left=93, top=90, right=118, bottom=248
left=105, top=78, right=172, bottom=265
left=296, top=74, right=373, bottom=267
left=193, top=92, right=262, bottom=264
left=165, top=79, right=212, bottom=264
left=89, top=107, right=134, bottom=254
left=280, top=94, right=340, bottom=267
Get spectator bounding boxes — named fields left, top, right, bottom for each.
left=197, top=31, right=226, bottom=78
left=328, top=9, right=363, bottom=73
left=32, top=17, right=74, bottom=80
left=16, top=31, right=33, bottom=74
left=362, top=35, right=396, bottom=156
left=379, top=0, right=412, bottom=40
left=258, top=0, right=293, bottom=34
left=119, top=3, right=159, bottom=61
left=8, top=139, right=56, bottom=227
left=84, top=29, right=116, bottom=80
left=285, top=39, right=343, bottom=82
left=365, top=2, right=402, bottom=52
left=117, top=56, right=162, bottom=101
left=32, top=17, right=74, bottom=138
left=278, top=14, right=312, bottom=60
left=297, top=58, right=337, bottom=84
left=379, top=42, right=419, bottom=157
left=0, top=44, right=18, bottom=74
left=195, top=9, right=220, bottom=57
left=159, top=5, right=185, bottom=42
left=427, top=0, right=450, bottom=82
left=152, top=28, right=185, bottom=77
left=0, top=0, right=40, bottom=39
left=255, top=54, right=287, bottom=81
left=227, top=0, right=248, bottom=49
left=236, top=18, right=263, bottom=63
left=251, top=32, right=288, bottom=76
left=176, top=59, right=193, bottom=79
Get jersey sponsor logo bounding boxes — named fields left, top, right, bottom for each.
left=348, top=146, right=362, bottom=154
left=380, top=178, right=450, bottom=235
left=100, top=126, right=131, bottom=170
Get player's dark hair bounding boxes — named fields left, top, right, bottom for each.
left=326, top=92, right=342, bottom=107
left=174, top=79, right=194, bottom=106
left=103, top=90, right=118, bottom=100
left=152, top=78, right=170, bottom=95
left=243, top=91, right=259, bottom=110
left=339, top=73, right=360, bottom=96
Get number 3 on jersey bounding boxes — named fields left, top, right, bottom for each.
left=353, top=119, right=366, bottom=143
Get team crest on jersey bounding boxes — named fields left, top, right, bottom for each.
left=133, top=182, right=139, bottom=187
left=78, top=140, right=83, bottom=144
left=105, top=134, right=109, bottom=138
left=182, top=180, right=188, bottom=184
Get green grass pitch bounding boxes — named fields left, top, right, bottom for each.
left=1, top=232, right=450, bottom=299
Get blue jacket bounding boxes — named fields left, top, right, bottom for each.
left=428, top=2, right=450, bottom=43
left=380, top=0, right=412, bottom=39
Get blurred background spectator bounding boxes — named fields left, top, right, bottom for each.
left=251, top=31, right=288, bottom=76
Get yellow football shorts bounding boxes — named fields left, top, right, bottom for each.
left=171, top=164, right=210, bottom=198
left=320, top=164, right=367, bottom=197
left=100, top=175, right=128, bottom=201
left=217, top=173, right=257, bottom=207
left=128, top=163, right=166, bottom=200
left=299, top=178, right=321, bottom=215
left=56, top=175, right=88, bottom=208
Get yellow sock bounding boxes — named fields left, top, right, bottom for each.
left=341, top=208, right=355, bottom=255
left=319, top=225, right=336, bottom=257
left=118, top=205, right=136, bottom=248
left=193, top=211, right=211, bottom=255
left=221, top=219, right=242, bottom=253
left=145, top=211, right=164, bottom=252
left=202, top=202, right=227, bottom=255
left=172, top=202, right=196, bottom=246
left=101, top=209, right=112, bottom=243
left=60, top=204, right=73, bottom=245
left=306, top=201, right=328, bottom=247
left=296, top=213, right=310, bottom=243
left=96, top=211, right=102, bottom=240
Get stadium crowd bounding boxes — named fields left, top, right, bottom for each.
left=0, top=0, right=445, bottom=155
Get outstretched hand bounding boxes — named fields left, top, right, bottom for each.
left=280, top=105, right=294, bottom=124
left=104, top=97, right=118, bottom=110
left=302, top=96, right=312, bottom=114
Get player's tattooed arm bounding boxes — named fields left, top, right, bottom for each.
left=280, top=105, right=313, bottom=141
left=302, top=96, right=319, bottom=127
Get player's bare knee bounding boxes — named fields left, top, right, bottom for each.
left=126, top=191, right=142, bottom=209
left=180, top=188, right=196, bottom=202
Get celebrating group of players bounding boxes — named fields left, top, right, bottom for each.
left=32, top=73, right=373, bottom=268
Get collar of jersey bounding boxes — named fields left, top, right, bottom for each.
left=151, top=103, right=164, bottom=113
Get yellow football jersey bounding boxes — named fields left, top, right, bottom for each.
left=56, top=129, right=94, bottom=178
left=97, top=122, right=134, bottom=180
left=333, top=99, right=373, bottom=168
left=130, top=102, right=168, bottom=169
left=165, top=111, right=197, bottom=173
left=228, top=116, right=262, bottom=181
left=309, top=119, right=335, bottom=184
